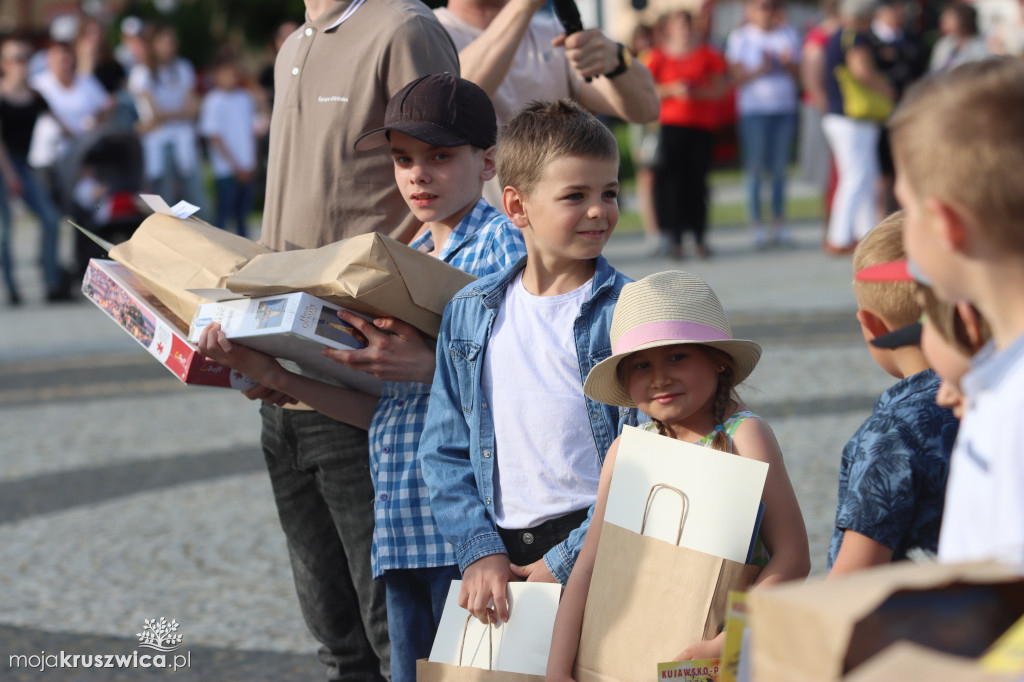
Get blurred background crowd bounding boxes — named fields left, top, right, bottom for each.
left=0, top=0, right=1021, bottom=305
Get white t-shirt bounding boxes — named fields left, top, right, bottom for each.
left=938, top=335, right=1024, bottom=564
left=29, top=70, right=109, bottom=138
left=434, top=6, right=582, bottom=129
left=129, top=58, right=200, bottom=178
left=725, top=22, right=801, bottom=115
left=482, top=272, right=601, bottom=529
left=199, top=87, right=257, bottom=178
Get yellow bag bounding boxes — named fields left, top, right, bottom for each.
left=834, top=30, right=893, bottom=122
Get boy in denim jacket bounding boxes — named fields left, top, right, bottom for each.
left=418, top=99, right=635, bottom=625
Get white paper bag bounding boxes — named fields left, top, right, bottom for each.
left=428, top=581, right=561, bottom=676
left=604, top=425, right=768, bottom=563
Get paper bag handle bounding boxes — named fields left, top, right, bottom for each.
left=457, top=612, right=493, bottom=671
left=640, top=483, right=688, bottom=546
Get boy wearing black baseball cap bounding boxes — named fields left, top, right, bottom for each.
left=200, top=73, right=526, bottom=682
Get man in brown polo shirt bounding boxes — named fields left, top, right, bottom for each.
left=258, top=1, right=457, bottom=680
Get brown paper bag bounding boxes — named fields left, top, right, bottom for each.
left=749, top=560, right=1024, bottom=682
left=841, top=641, right=1019, bottom=682
left=225, top=232, right=476, bottom=337
left=417, top=614, right=545, bottom=682
left=575, top=484, right=761, bottom=682
left=108, top=213, right=271, bottom=325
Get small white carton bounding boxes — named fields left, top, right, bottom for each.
left=189, top=293, right=383, bottom=396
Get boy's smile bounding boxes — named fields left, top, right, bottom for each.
left=390, top=131, right=493, bottom=230
left=512, top=155, right=619, bottom=270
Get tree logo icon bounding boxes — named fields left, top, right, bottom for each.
left=136, top=617, right=184, bottom=652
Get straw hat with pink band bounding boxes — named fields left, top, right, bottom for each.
left=583, top=271, right=762, bottom=408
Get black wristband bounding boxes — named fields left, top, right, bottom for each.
left=604, top=42, right=632, bottom=79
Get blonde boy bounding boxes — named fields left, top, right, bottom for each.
left=889, top=59, right=1024, bottom=564
left=417, top=100, right=634, bottom=625
left=827, top=213, right=958, bottom=576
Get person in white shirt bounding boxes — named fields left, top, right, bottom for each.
left=434, top=0, right=659, bottom=204
left=726, top=0, right=801, bottom=249
left=29, top=41, right=112, bottom=174
left=199, top=53, right=257, bottom=237
left=128, top=23, right=205, bottom=209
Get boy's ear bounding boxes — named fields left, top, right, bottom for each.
left=856, top=309, right=893, bottom=341
left=503, top=186, right=529, bottom=228
left=956, top=302, right=986, bottom=352
left=479, top=146, right=497, bottom=182
left=926, top=197, right=971, bottom=256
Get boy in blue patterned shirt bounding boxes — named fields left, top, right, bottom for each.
left=827, top=212, right=958, bottom=576
left=198, top=73, right=526, bottom=682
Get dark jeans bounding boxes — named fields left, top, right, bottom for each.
left=497, top=507, right=591, bottom=566
left=214, top=175, right=255, bottom=237
left=654, top=125, right=715, bottom=248
left=383, top=565, right=461, bottom=682
left=260, top=404, right=390, bottom=682
left=1, top=156, right=63, bottom=296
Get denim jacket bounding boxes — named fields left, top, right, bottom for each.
left=417, top=255, right=635, bottom=585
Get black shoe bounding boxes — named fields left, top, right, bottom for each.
left=6, top=289, right=20, bottom=306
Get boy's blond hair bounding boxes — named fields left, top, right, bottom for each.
left=889, top=59, right=1024, bottom=253
left=852, top=211, right=920, bottom=328
left=497, top=99, right=619, bottom=197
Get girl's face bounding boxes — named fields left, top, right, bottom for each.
left=622, top=343, right=723, bottom=434
left=153, top=31, right=178, bottom=62
left=920, top=317, right=971, bottom=419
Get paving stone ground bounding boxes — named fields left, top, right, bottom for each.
left=0, top=212, right=894, bottom=680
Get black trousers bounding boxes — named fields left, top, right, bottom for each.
left=497, top=507, right=591, bottom=566
left=654, top=125, right=716, bottom=247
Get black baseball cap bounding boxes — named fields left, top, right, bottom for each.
left=354, top=72, right=496, bottom=152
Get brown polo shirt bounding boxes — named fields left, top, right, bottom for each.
left=261, top=0, right=459, bottom=252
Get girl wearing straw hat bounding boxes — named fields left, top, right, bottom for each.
left=546, top=271, right=810, bottom=674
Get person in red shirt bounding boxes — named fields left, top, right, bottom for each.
left=647, top=10, right=728, bottom=259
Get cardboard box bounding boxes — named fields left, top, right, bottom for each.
left=189, top=293, right=382, bottom=396
left=82, top=259, right=256, bottom=389
left=749, top=561, right=1024, bottom=682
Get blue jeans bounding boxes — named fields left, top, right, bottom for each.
left=260, top=404, right=390, bottom=682
left=4, top=156, right=63, bottom=293
left=214, top=175, right=255, bottom=237
left=738, top=112, right=797, bottom=223
left=383, top=565, right=461, bottom=682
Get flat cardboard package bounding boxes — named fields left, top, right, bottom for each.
left=224, top=232, right=476, bottom=338
left=189, top=293, right=382, bottom=396
left=749, top=560, right=1024, bottom=682
left=105, top=211, right=475, bottom=339
left=107, top=212, right=271, bottom=326
left=82, top=258, right=255, bottom=389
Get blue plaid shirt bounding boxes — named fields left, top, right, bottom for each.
left=369, top=199, right=526, bottom=576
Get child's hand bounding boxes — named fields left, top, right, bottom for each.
left=460, top=554, right=517, bottom=624
left=673, top=631, right=725, bottom=661
left=197, top=323, right=287, bottom=391
left=323, top=310, right=436, bottom=384
left=509, top=558, right=558, bottom=583
left=241, top=383, right=298, bottom=406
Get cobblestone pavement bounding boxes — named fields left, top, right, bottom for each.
left=0, top=216, right=896, bottom=679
